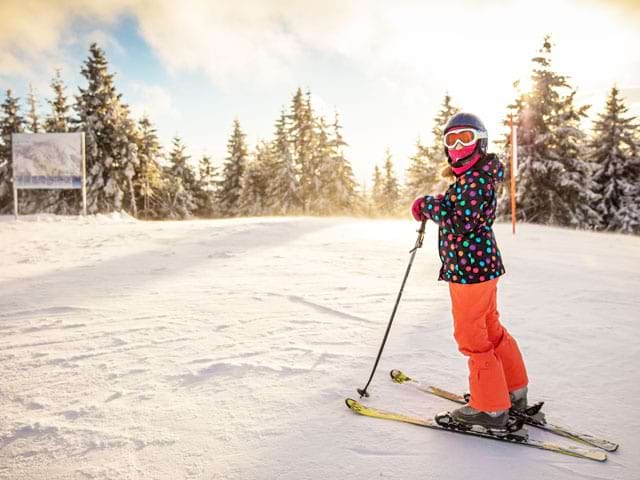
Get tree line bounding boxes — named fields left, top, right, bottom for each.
left=0, top=43, right=359, bottom=219
left=380, top=37, right=640, bottom=234
left=0, top=38, right=638, bottom=233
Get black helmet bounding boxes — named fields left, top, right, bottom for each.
left=443, top=112, right=488, bottom=163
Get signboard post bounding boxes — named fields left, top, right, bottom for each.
left=11, top=132, right=86, bottom=217
left=81, top=133, right=87, bottom=216
left=13, top=176, right=18, bottom=219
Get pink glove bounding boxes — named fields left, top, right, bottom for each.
left=411, top=197, right=426, bottom=221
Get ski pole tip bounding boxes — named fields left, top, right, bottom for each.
left=357, top=388, right=369, bottom=398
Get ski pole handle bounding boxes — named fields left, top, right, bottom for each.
left=410, top=219, right=427, bottom=253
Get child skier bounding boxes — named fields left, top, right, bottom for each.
left=411, top=112, right=529, bottom=435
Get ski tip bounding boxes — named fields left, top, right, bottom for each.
left=594, top=440, right=619, bottom=453
left=346, top=398, right=367, bottom=414
left=390, top=369, right=411, bottom=384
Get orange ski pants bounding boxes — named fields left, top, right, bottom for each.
left=449, top=278, right=528, bottom=412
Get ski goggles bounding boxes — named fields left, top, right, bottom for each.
left=443, top=128, right=487, bottom=149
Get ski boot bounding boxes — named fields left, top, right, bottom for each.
left=509, top=386, right=529, bottom=412
left=509, top=386, right=546, bottom=425
left=462, top=388, right=546, bottom=423
left=435, top=405, right=525, bottom=438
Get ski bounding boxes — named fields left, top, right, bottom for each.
left=390, top=369, right=618, bottom=452
left=345, top=398, right=607, bottom=462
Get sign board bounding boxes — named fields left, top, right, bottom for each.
left=12, top=133, right=84, bottom=189
left=11, top=132, right=86, bottom=217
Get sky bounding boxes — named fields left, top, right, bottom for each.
left=1, top=0, right=639, bottom=185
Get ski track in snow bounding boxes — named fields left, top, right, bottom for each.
left=0, top=215, right=638, bottom=479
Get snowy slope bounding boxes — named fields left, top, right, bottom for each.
left=0, top=215, right=638, bottom=480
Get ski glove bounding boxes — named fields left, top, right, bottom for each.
left=411, top=197, right=427, bottom=221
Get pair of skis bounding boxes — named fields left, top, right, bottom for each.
left=345, top=369, right=618, bottom=462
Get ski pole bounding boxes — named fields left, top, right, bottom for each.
left=357, top=219, right=427, bottom=398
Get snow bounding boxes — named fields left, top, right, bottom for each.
left=0, top=215, right=638, bottom=479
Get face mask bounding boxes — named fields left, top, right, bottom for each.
left=448, top=143, right=476, bottom=162
left=451, top=153, right=482, bottom=175
left=448, top=143, right=481, bottom=176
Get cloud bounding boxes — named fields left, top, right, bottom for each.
left=83, top=29, right=127, bottom=56
left=0, top=0, right=130, bottom=85
left=619, top=87, right=640, bottom=117
left=0, top=51, right=30, bottom=77
left=619, top=87, right=640, bottom=104
left=587, top=0, right=640, bottom=17
left=0, top=0, right=129, bottom=54
left=2, top=0, right=639, bottom=177
left=128, top=82, right=177, bottom=119
left=128, top=0, right=307, bottom=90
left=2, top=0, right=638, bottom=99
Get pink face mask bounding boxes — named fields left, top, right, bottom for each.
left=448, top=143, right=476, bottom=162
left=448, top=143, right=481, bottom=175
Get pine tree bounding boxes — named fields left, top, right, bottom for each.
left=45, top=70, right=72, bottom=133
left=218, top=119, right=248, bottom=217
left=404, top=139, right=432, bottom=201
left=163, top=136, right=197, bottom=219
left=381, top=149, right=400, bottom=216
left=588, top=86, right=640, bottom=233
left=74, top=42, right=140, bottom=214
left=239, top=141, right=270, bottom=217
left=288, top=88, right=315, bottom=213
left=328, top=112, right=357, bottom=214
left=26, top=84, right=42, bottom=133
left=552, top=90, right=600, bottom=227
left=268, top=108, right=301, bottom=215
left=311, top=117, right=335, bottom=214
left=504, top=37, right=595, bottom=227
left=195, top=154, right=218, bottom=217
left=306, top=93, right=331, bottom=213
left=428, top=93, right=460, bottom=169
left=120, top=108, right=140, bottom=217
left=370, top=164, right=384, bottom=215
left=135, top=116, right=165, bottom=219
left=0, top=90, right=25, bottom=213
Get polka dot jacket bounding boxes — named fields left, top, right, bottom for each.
left=420, top=153, right=506, bottom=284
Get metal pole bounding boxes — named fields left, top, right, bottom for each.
left=12, top=182, right=18, bottom=219
left=357, top=219, right=427, bottom=398
left=510, top=115, right=517, bottom=235
left=11, top=133, right=18, bottom=219
left=81, top=132, right=87, bottom=216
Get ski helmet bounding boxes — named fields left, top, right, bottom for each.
left=443, top=112, right=488, bottom=165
